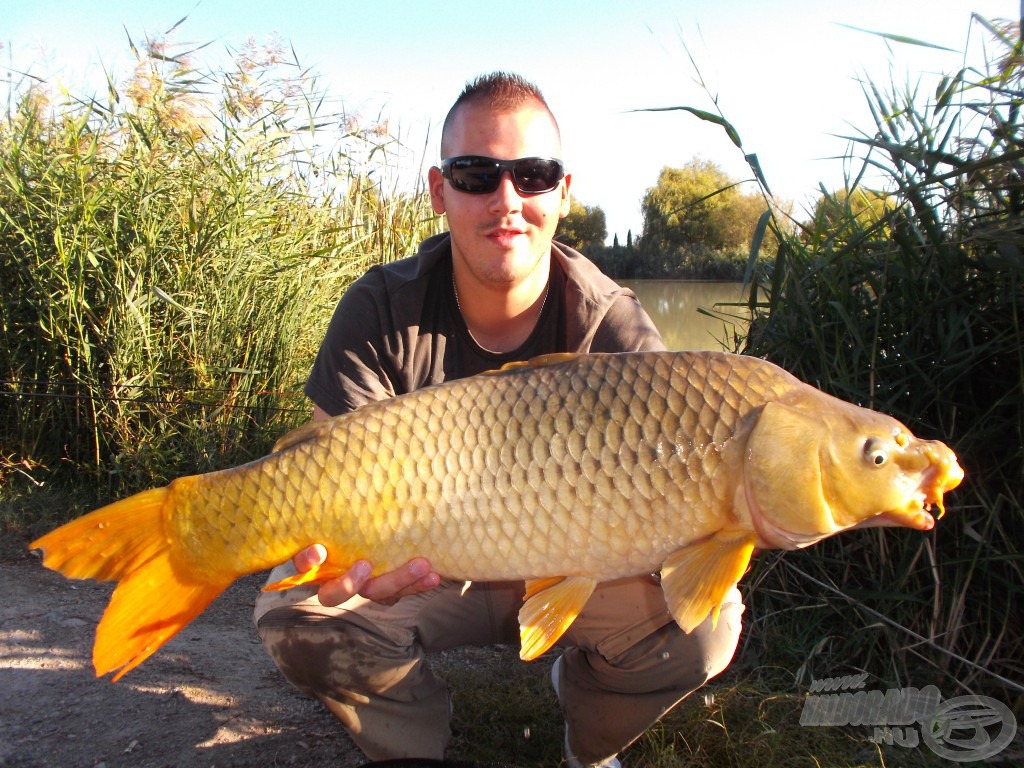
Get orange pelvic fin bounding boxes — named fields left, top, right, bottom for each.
left=519, top=576, right=597, bottom=661
left=29, top=487, right=231, bottom=681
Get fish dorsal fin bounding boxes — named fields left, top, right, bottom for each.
left=482, top=352, right=586, bottom=376
left=518, top=576, right=597, bottom=661
left=660, top=530, right=755, bottom=633
left=272, top=419, right=335, bottom=453
left=525, top=352, right=585, bottom=368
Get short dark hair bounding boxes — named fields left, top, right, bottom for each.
left=440, top=72, right=560, bottom=156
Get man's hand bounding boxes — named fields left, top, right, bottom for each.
left=292, top=544, right=441, bottom=607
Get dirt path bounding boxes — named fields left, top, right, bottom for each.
left=1, top=551, right=366, bottom=768
left=1, top=545, right=558, bottom=768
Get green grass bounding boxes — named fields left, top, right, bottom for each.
left=631, top=7, right=1022, bottom=723
left=433, top=648, right=963, bottom=766
left=741, top=16, right=1024, bottom=706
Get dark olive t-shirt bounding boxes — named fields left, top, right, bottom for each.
left=305, top=233, right=665, bottom=416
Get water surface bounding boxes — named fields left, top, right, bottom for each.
left=621, top=280, right=749, bottom=352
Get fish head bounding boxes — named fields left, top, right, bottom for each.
left=744, top=396, right=964, bottom=549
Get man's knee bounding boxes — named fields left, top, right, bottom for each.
left=663, top=591, right=745, bottom=688
left=697, top=598, right=744, bottom=683
left=257, top=605, right=427, bottom=699
left=257, top=607, right=356, bottom=694
left=600, top=592, right=744, bottom=694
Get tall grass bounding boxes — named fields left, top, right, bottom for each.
left=640, top=12, right=1022, bottom=712
left=0, top=33, right=441, bottom=513
left=731, top=16, right=1023, bottom=704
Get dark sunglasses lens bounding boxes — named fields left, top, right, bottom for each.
left=512, top=159, right=562, bottom=193
left=448, top=158, right=501, bottom=193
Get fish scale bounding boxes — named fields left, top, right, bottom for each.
left=29, top=350, right=963, bottom=680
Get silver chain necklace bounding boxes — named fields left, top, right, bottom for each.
left=452, top=272, right=550, bottom=350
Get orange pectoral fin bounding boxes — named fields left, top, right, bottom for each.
left=518, top=576, right=597, bottom=661
left=660, top=530, right=755, bottom=634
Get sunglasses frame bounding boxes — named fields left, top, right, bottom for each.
left=440, top=155, right=565, bottom=196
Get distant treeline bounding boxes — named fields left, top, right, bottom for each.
left=556, top=158, right=780, bottom=281
left=578, top=241, right=754, bottom=281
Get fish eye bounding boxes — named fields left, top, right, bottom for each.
left=864, top=438, right=888, bottom=467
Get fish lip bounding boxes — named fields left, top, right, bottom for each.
left=858, top=500, right=936, bottom=531
left=915, top=449, right=964, bottom=521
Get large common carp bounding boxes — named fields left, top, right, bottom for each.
left=30, top=351, right=963, bottom=681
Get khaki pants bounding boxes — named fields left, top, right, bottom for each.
left=255, top=565, right=743, bottom=764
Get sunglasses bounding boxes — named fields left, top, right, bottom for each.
left=440, top=156, right=565, bottom=195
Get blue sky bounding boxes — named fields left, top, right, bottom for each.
left=5, top=1, right=1015, bottom=241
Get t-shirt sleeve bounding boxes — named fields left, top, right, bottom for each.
left=303, top=275, right=401, bottom=416
left=588, top=294, right=667, bottom=353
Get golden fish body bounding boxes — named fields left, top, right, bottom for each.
left=181, top=351, right=772, bottom=581
left=30, top=351, right=963, bottom=681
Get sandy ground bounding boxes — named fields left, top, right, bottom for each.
left=1, top=544, right=549, bottom=768
left=0, top=538, right=392, bottom=768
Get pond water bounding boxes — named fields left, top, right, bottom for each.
left=620, top=280, right=750, bottom=352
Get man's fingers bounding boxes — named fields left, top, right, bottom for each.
left=300, top=552, right=439, bottom=607
left=360, top=558, right=438, bottom=604
left=292, top=543, right=327, bottom=573
left=317, top=559, right=372, bottom=606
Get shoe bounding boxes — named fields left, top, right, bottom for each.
left=550, top=656, right=622, bottom=768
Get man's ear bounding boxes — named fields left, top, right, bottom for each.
left=428, top=166, right=446, bottom=215
left=559, top=172, right=572, bottom=218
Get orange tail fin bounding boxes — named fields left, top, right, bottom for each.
left=29, top=488, right=231, bottom=681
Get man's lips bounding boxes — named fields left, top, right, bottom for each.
left=485, top=227, right=527, bottom=245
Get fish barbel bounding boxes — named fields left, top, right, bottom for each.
left=30, top=351, right=963, bottom=681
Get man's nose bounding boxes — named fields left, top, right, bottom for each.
left=489, top=170, right=523, bottom=211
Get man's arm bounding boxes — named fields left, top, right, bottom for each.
left=589, top=294, right=667, bottom=353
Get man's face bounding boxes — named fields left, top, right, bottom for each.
left=428, top=102, right=572, bottom=289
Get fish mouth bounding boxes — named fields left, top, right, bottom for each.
left=918, top=443, right=965, bottom=521
left=861, top=449, right=965, bottom=532
left=867, top=498, right=937, bottom=532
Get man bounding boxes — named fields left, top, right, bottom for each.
left=255, top=72, right=743, bottom=767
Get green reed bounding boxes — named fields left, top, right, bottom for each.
left=0, top=34, right=441, bottom=511
left=731, top=16, right=1023, bottom=704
